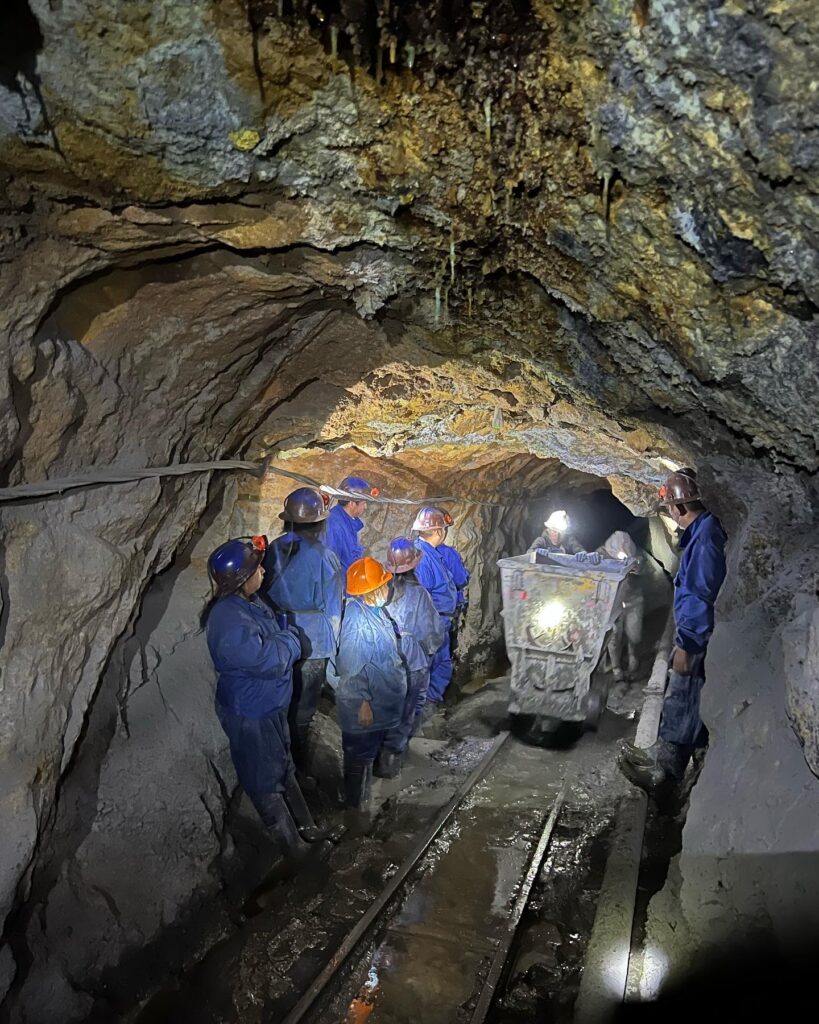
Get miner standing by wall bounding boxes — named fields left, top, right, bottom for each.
left=324, top=475, right=377, bottom=573
left=412, top=507, right=458, bottom=709
left=618, top=470, right=727, bottom=797
left=438, top=519, right=471, bottom=661
left=262, top=487, right=344, bottom=773
left=202, top=537, right=335, bottom=865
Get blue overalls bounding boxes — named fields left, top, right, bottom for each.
left=415, top=538, right=458, bottom=703
left=438, top=543, right=470, bottom=608
left=263, top=532, right=344, bottom=766
left=206, top=595, right=302, bottom=798
left=383, top=578, right=445, bottom=752
left=324, top=504, right=365, bottom=574
left=658, top=512, right=727, bottom=762
left=335, top=598, right=408, bottom=765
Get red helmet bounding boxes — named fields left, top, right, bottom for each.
left=279, top=486, right=330, bottom=523
left=411, top=506, right=453, bottom=532
left=386, top=537, right=422, bottom=574
left=658, top=470, right=701, bottom=506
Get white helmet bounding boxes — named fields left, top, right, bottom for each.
left=602, top=530, right=637, bottom=561
left=544, top=510, right=569, bottom=533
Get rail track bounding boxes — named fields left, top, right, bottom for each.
left=280, top=732, right=569, bottom=1024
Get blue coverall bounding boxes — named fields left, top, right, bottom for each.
left=438, top=543, right=470, bottom=608
left=206, top=595, right=302, bottom=798
left=335, top=598, right=408, bottom=765
left=658, top=511, right=727, bottom=761
left=263, top=532, right=344, bottom=764
left=414, top=538, right=458, bottom=703
left=324, top=504, right=365, bottom=574
left=383, top=578, right=445, bottom=753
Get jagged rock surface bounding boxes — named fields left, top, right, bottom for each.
left=0, top=0, right=817, bottom=1018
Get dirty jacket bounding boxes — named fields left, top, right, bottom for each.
left=335, top=598, right=407, bottom=733
left=262, top=532, right=343, bottom=660
left=674, top=512, right=727, bottom=655
left=527, top=533, right=583, bottom=555
left=415, top=538, right=458, bottom=620
left=438, top=543, right=470, bottom=608
left=324, top=504, right=365, bottom=574
left=387, top=577, right=446, bottom=673
left=206, top=595, right=301, bottom=718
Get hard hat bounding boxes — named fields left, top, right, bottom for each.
left=544, top=510, right=569, bottom=533
left=347, top=556, right=393, bottom=596
left=339, top=476, right=380, bottom=499
left=207, top=536, right=266, bottom=593
left=386, top=537, right=422, bottom=574
left=411, top=506, right=454, bottom=532
left=279, top=486, right=330, bottom=523
left=602, top=530, right=638, bottom=561
left=658, top=470, right=701, bottom=507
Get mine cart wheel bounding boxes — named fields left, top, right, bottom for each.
left=583, top=677, right=609, bottom=732
left=510, top=713, right=562, bottom=745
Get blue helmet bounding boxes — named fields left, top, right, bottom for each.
left=207, top=537, right=265, bottom=593
left=386, top=536, right=422, bottom=574
left=339, top=476, right=378, bottom=501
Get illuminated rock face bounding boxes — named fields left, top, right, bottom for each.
left=0, top=0, right=817, bottom=1016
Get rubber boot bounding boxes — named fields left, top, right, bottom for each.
left=252, top=792, right=310, bottom=862
left=627, top=651, right=640, bottom=676
left=343, top=763, right=373, bottom=837
left=373, top=748, right=402, bottom=780
left=284, top=776, right=345, bottom=844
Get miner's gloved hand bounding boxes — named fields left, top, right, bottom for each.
left=671, top=647, right=691, bottom=674
left=358, top=701, right=374, bottom=727
left=575, top=551, right=602, bottom=565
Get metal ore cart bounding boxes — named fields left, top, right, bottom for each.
left=498, top=550, right=634, bottom=731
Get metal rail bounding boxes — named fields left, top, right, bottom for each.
left=281, top=731, right=511, bottom=1024
left=469, top=778, right=568, bottom=1023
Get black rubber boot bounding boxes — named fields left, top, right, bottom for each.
left=343, top=764, right=369, bottom=808
left=252, top=792, right=310, bottom=861
left=373, top=748, right=402, bottom=780
left=617, top=753, right=670, bottom=798
left=284, top=776, right=345, bottom=844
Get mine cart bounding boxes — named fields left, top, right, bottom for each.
left=497, top=550, right=634, bottom=733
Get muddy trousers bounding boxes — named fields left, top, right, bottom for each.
left=656, top=654, right=708, bottom=781
left=383, top=669, right=429, bottom=755
left=288, top=658, right=327, bottom=770
left=342, top=729, right=388, bottom=808
left=608, top=599, right=644, bottom=676
left=427, top=622, right=453, bottom=703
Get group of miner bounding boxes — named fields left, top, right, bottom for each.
left=200, top=477, right=469, bottom=865
left=200, top=466, right=726, bottom=867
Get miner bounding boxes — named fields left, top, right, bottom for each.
left=438, top=519, right=471, bottom=661
left=324, top=475, right=376, bottom=573
left=618, top=470, right=727, bottom=797
left=262, top=487, right=344, bottom=772
left=202, top=536, right=335, bottom=866
left=412, top=507, right=459, bottom=710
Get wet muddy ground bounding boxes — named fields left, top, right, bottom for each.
left=95, top=666, right=652, bottom=1024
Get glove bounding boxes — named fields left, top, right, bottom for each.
left=575, top=551, right=601, bottom=565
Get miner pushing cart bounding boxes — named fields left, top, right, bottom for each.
left=498, top=550, right=634, bottom=739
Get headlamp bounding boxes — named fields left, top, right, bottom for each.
left=250, top=535, right=268, bottom=552
left=536, top=600, right=566, bottom=631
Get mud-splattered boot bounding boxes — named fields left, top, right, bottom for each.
left=284, top=776, right=345, bottom=844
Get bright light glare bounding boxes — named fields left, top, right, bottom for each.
left=536, top=600, right=566, bottom=631
left=617, top=551, right=628, bottom=560
left=544, top=510, right=569, bottom=532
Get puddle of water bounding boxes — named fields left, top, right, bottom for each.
left=336, top=806, right=538, bottom=1024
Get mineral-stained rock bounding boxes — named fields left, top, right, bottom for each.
left=0, top=0, right=817, bottom=1016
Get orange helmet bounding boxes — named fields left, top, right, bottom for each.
left=347, top=556, right=393, bottom=596
left=411, top=506, right=453, bottom=532
left=658, top=470, right=701, bottom=507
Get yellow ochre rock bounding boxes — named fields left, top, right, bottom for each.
left=228, top=129, right=261, bottom=152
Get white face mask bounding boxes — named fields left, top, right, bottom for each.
left=370, top=592, right=388, bottom=607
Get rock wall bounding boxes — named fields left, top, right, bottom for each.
left=0, top=0, right=817, bottom=1017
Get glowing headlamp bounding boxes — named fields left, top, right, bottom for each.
left=536, top=600, right=566, bottom=631
left=617, top=551, right=628, bottom=560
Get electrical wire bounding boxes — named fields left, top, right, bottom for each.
left=0, top=456, right=503, bottom=508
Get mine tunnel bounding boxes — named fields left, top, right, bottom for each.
left=1, top=1, right=819, bottom=1022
